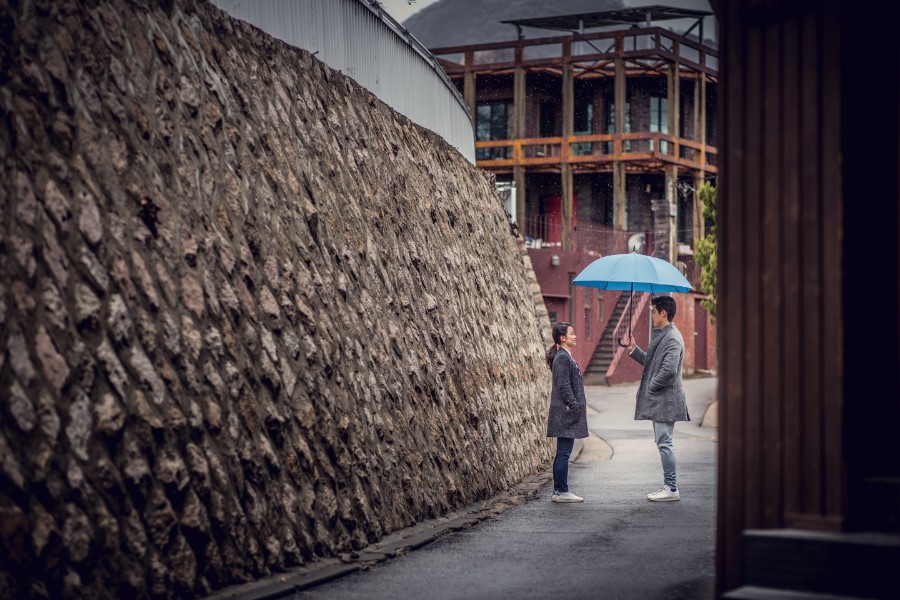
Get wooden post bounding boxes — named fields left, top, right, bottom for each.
left=694, top=174, right=705, bottom=244
left=666, top=165, right=678, bottom=263
left=614, top=162, right=627, bottom=232
left=613, top=35, right=627, bottom=231
left=669, top=46, right=681, bottom=138
left=513, top=47, right=527, bottom=226
left=692, top=75, right=705, bottom=247
left=562, top=41, right=574, bottom=250
left=463, top=50, right=476, bottom=125
left=699, top=74, right=707, bottom=162
left=562, top=164, right=574, bottom=251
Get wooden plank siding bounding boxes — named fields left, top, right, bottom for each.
left=820, top=0, right=843, bottom=524
left=717, top=0, right=745, bottom=590
left=717, top=0, right=853, bottom=592
left=761, top=12, right=783, bottom=530
left=780, top=6, right=802, bottom=532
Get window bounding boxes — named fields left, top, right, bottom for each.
left=476, top=101, right=513, bottom=160
left=606, top=100, right=631, bottom=152
left=572, top=99, right=593, bottom=156
left=598, top=291, right=604, bottom=323
left=650, top=96, right=669, bottom=153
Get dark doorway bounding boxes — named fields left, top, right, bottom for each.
left=695, top=299, right=708, bottom=371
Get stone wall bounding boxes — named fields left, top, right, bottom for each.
left=0, top=1, right=553, bottom=597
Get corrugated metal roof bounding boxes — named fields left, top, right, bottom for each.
left=212, top=0, right=475, bottom=163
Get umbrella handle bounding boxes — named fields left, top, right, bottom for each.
left=616, top=289, right=635, bottom=348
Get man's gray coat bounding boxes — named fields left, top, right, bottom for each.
left=546, top=349, right=589, bottom=439
left=629, top=323, right=690, bottom=422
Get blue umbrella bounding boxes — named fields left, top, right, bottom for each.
left=573, top=252, right=693, bottom=345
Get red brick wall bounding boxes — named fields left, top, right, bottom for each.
left=677, top=292, right=697, bottom=376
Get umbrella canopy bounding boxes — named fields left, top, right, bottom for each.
left=573, top=252, right=693, bottom=293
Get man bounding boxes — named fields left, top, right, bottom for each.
left=625, top=295, right=690, bottom=502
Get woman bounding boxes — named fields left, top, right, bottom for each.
left=545, top=322, right=589, bottom=503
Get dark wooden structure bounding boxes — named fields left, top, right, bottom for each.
left=716, top=0, right=900, bottom=597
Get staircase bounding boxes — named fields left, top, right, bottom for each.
left=583, top=292, right=631, bottom=385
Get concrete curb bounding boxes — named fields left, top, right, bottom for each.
left=206, top=465, right=561, bottom=600
left=700, top=399, right=719, bottom=428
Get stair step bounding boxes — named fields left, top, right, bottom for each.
left=582, top=373, right=606, bottom=385
left=723, top=585, right=873, bottom=600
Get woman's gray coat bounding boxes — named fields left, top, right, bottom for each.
left=546, top=349, right=589, bottom=439
left=629, top=323, right=690, bottom=422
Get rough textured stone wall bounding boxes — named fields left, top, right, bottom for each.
left=0, top=1, right=552, bottom=597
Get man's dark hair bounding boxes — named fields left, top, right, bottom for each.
left=651, top=295, right=677, bottom=322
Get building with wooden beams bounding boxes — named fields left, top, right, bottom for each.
left=430, top=6, right=718, bottom=383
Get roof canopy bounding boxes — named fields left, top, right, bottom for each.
left=501, top=5, right=713, bottom=33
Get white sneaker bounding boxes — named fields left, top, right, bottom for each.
left=646, top=487, right=666, bottom=499
left=552, top=491, right=584, bottom=503
left=647, top=485, right=680, bottom=502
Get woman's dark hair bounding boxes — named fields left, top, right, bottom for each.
left=545, top=322, right=572, bottom=370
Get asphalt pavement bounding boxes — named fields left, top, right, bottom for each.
left=295, top=377, right=719, bottom=600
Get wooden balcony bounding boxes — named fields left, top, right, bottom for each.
left=476, top=132, right=717, bottom=174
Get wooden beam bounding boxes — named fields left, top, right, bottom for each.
left=562, top=164, right=574, bottom=251
left=561, top=41, right=575, bottom=251
left=665, top=165, right=678, bottom=263
left=693, top=174, right=704, bottom=244
left=613, top=37, right=627, bottom=232
left=613, top=162, right=626, bottom=231
left=513, top=46, right=527, bottom=227
left=463, top=50, right=476, bottom=125
left=430, top=26, right=717, bottom=56
left=668, top=52, right=681, bottom=139
left=563, top=43, right=574, bottom=140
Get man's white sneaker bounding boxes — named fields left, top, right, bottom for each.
left=647, top=485, right=680, bottom=502
left=552, top=491, right=584, bottom=503
left=646, top=487, right=666, bottom=499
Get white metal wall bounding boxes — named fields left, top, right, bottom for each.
left=211, top=0, right=475, bottom=163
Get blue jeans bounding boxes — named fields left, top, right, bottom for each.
left=653, top=421, right=677, bottom=488
left=553, top=437, right=575, bottom=493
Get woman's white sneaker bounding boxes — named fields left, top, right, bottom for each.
left=552, top=491, right=584, bottom=503
left=647, top=485, right=680, bottom=502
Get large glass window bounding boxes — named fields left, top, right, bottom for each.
left=476, top=101, right=513, bottom=160
left=650, top=96, right=669, bottom=153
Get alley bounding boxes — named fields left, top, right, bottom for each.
left=297, top=378, right=718, bottom=600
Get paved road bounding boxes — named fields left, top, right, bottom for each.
left=298, top=378, right=718, bottom=600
